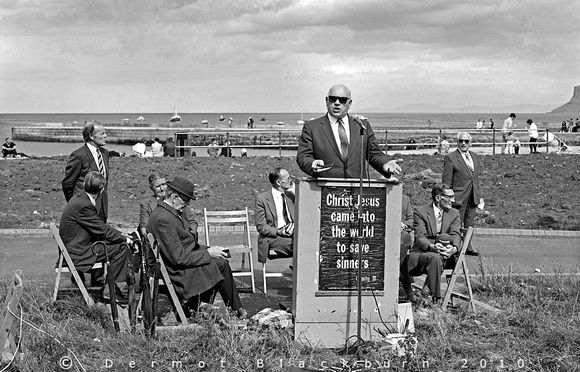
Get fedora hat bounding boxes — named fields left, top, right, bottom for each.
left=166, top=176, right=197, bottom=201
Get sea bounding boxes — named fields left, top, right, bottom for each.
left=0, top=112, right=572, bottom=157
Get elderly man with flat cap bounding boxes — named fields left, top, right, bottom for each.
left=147, top=176, right=245, bottom=317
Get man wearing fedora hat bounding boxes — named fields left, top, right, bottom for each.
left=147, top=176, right=244, bottom=317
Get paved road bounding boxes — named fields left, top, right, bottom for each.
left=1, top=233, right=578, bottom=284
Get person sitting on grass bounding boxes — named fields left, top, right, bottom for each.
left=147, top=176, right=246, bottom=318
left=2, top=137, right=17, bottom=158
left=407, top=184, right=461, bottom=305
left=59, top=171, right=134, bottom=303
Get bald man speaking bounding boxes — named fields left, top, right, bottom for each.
left=296, top=84, right=401, bottom=179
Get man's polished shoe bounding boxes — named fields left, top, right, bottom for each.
left=465, top=248, right=480, bottom=256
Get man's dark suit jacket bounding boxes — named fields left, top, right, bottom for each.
left=442, top=149, right=481, bottom=206
left=296, top=114, right=391, bottom=178
left=410, top=203, right=461, bottom=258
left=61, top=144, right=109, bottom=222
left=139, top=196, right=198, bottom=241
left=147, top=202, right=223, bottom=301
left=59, top=193, right=125, bottom=272
left=255, top=189, right=295, bottom=263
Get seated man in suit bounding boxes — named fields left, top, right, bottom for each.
left=139, top=173, right=198, bottom=241
left=255, top=167, right=295, bottom=264
left=147, top=176, right=245, bottom=318
left=408, top=184, right=461, bottom=304
left=59, top=171, right=134, bottom=303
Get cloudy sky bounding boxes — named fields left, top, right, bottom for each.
left=1, top=0, right=579, bottom=113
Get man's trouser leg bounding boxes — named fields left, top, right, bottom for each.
left=212, top=257, right=242, bottom=311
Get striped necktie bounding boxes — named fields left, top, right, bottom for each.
left=282, top=194, right=292, bottom=224
left=337, top=118, right=349, bottom=160
left=96, top=148, right=106, bottom=177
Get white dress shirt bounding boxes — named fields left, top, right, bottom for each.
left=272, top=188, right=288, bottom=228
left=86, top=142, right=106, bottom=178
left=328, top=114, right=350, bottom=151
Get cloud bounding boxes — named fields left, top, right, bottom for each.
left=0, top=0, right=579, bottom=111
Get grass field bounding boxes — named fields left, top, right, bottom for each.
left=2, top=269, right=578, bottom=371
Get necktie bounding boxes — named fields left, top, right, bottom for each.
left=436, top=210, right=443, bottom=233
left=337, top=118, right=349, bottom=160
left=282, top=194, right=291, bottom=224
left=96, top=148, right=106, bottom=177
left=464, top=152, right=474, bottom=173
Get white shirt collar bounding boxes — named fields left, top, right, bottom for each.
left=86, top=192, right=97, bottom=206
left=433, top=203, right=442, bottom=216
left=328, top=114, right=348, bottom=126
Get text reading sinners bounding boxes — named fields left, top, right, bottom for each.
left=325, top=194, right=380, bottom=208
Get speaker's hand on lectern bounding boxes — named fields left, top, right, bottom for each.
left=312, top=160, right=326, bottom=173
left=383, top=159, right=403, bottom=175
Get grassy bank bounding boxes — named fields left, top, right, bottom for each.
left=2, top=270, right=579, bottom=371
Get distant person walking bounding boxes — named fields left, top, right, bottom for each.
left=489, top=119, right=494, bottom=130
left=526, top=119, right=539, bottom=154
left=247, top=117, right=254, bottom=129
left=501, top=113, right=516, bottom=154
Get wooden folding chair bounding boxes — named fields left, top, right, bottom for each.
left=50, top=222, right=103, bottom=306
left=441, top=226, right=477, bottom=313
left=262, top=250, right=291, bottom=295
left=1, top=270, right=24, bottom=365
left=203, top=208, right=256, bottom=293
left=146, top=233, right=188, bottom=326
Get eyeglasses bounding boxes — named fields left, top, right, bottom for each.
left=441, top=194, right=455, bottom=199
left=458, top=139, right=470, bottom=144
left=328, top=96, right=350, bottom=105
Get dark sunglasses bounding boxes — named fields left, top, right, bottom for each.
left=458, top=139, right=470, bottom=144
left=328, top=95, right=350, bottom=105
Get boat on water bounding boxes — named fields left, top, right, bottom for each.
left=201, top=120, right=209, bottom=125
left=137, top=116, right=145, bottom=122
left=121, top=118, right=131, bottom=125
left=260, top=117, right=266, bottom=121
left=219, top=115, right=225, bottom=121
left=297, top=112, right=305, bottom=125
left=170, top=107, right=181, bottom=122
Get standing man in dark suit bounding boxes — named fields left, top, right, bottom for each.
left=62, top=122, right=110, bottom=223
left=147, top=176, right=245, bottom=317
left=255, top=167, right=295, bottom=264
left=296, top=84, right=401, bottom=179
left=59, top=171, right=133, bottom=302
left=442, top=132, right=483, bottom=256
left=408, top=184, right=461, bottom=304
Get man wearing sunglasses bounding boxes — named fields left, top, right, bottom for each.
left=442, top=132, right=483, bottom=256
left=296, top=84, right=401, bottom=179
left=408, top=184, right=461, bottom=305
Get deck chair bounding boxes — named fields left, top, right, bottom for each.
left=203, top=208, right=256, bottom=293
left=51, top=222, right=103, bottom=306
left=1, top=270, right=24, bottom=366
left=146, top=233, right=188, bottom=326
left=441, top=226, right=476, bottom=313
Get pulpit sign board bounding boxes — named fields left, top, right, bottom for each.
left=292, top=178, right=402, bottom=348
